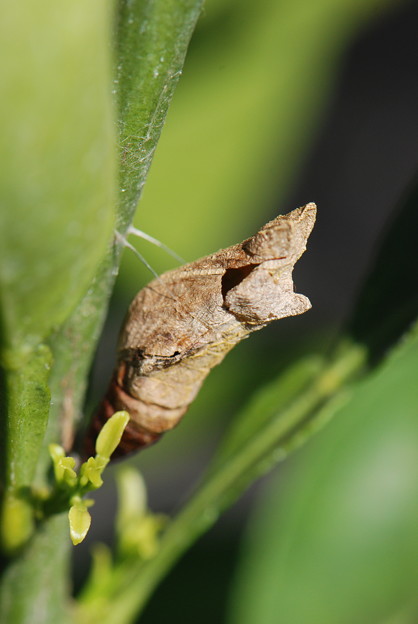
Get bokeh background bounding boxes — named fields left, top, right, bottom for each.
left=76, top=1, right=418, bottom=621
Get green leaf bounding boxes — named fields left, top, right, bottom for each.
left=228, top=326, right=418, bottom=624
left=0, top=2, right=116, bottom=352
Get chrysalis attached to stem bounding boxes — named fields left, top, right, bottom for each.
left=85, top=204, right=317, bottom=458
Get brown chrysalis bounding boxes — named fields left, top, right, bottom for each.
left=85, top=203, right=316, bottom=458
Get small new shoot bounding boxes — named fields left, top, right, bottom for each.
left=48, top=411, right=130, bottom=545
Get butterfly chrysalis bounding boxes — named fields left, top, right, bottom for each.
left=85, top=203, right=316, bottom=458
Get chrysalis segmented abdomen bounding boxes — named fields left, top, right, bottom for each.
left=84, top=374, right=163, bottom=458
left=84, top=203, right=316, bottom=459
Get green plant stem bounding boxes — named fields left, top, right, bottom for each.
left=78, top=342, right=366, bottom=624
left=0, top=345, right=52, bottom=553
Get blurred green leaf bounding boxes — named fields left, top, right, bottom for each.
left=0, top=2, right=116, bottom=353
left=348, top=176, right=418, bottom=362
left=228, top=324, right=418, bottom=624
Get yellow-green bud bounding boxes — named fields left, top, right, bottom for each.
left=95, top=411, right=130, bottom=459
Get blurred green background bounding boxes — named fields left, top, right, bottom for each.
left=78, top=1, right=418, bottom=622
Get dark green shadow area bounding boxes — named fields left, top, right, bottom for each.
left=347, top=175, right=418, bottom=364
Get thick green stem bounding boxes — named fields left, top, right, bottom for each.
left=0, top=345, right=52, bottom=553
